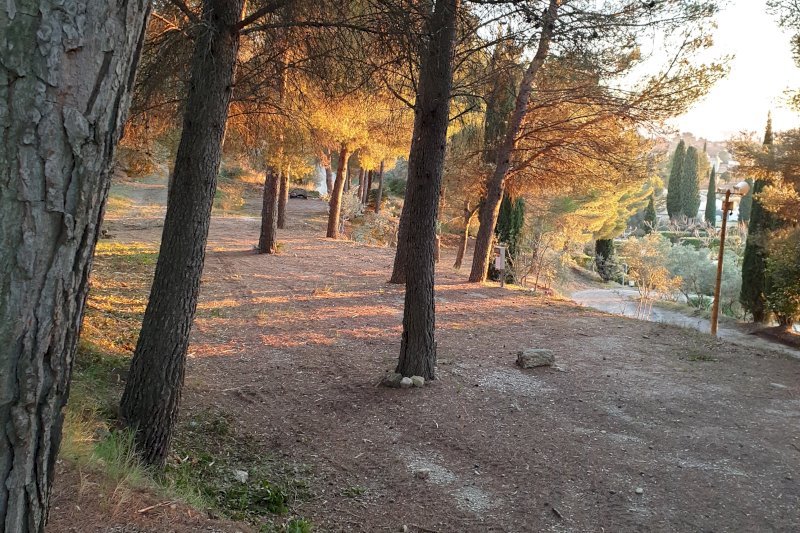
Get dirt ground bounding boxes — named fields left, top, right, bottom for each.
left=51, top=192, right=800, bottom=532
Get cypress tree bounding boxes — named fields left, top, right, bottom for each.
left=740, top=114, right=777, bottom=322
left=595, top=239, right=616, bottom=282
left=705, top=166, right=717, bottom=226
left=680, top=146, right=701, bottom=219
left=643, top=193, right=657, bottom=234
left=738, top=178, right=754, bottom=222
left=666, top=140, right=686, bottom=219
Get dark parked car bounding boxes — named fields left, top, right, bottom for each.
left=289, top=188, right=308, bottom=199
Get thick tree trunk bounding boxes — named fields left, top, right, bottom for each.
left=395, top=0, right=459, bottom=380
left=327, top=145, right=350, bottom=238
left=468, top=0, right=560, bottom=283
left=277, top=168, right=289, bottom=229
left=375, top=161, right=385, bottom=213
left=454, top=202, right=477, bottom=269
left=259, top=169, right=280, bottom=253
left=119, top=0, right=244, bottom=467
left=0, top=3, right=150, bottom=531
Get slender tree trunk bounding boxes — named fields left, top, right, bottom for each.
left=344, top=164, right=351, bottom=193
left=454, top=202, right=477, bottom=269
left=395, top=0, right=459, bottom=380
left=375, top=161, right=385, bottom=213
left=365, top=170, right=374, bottom=205
left=277, top=168, right=289, bottom=229
left=119, top=0, right=244, bottom=467
left=357, top=168, right=365, bottom=204
left=324, top=157, right=334, bottom=195
left=259, top=169, right=280, bottom=253
left=327, top=145, right=350, bottom=238
left=0, top=3, right=150, bottom=530
left=468, top=0, right=560, bottom=283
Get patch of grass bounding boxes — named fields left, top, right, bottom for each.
left=94, top=241, right=159, bottom=267
left=685, top=350, right=717, bottom=362
left=165, top=411, right=313, bottom=528
left=342, top=485, right=367, bottom=498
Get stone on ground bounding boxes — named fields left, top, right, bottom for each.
left=400, top=377, right=413, bottom=388
left=516, top=348, right=555, bottom=368
left=411, top=375, right=425, bottom=387
left=382, top=372, right=403, bottom=388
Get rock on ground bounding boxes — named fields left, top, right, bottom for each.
left=516, top=348, right=555, bottom=368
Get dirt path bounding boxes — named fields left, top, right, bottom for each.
left=65, top=196, right=800, bottom=532
left=572, top=288, right=800, bottom=360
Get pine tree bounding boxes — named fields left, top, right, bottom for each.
left=643, top=193, right=657, bottom=234
left=666, top=140, right=686, bottom=218
left=680, top=146, right=701, bottom=219
left=705, top=166, right=717, bottom=226
left=740, top=114, right=777, bottom=322
left=738, top=178, right=754, bottom=222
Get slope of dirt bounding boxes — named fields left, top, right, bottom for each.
left=54, top=196, right=799, bottom=532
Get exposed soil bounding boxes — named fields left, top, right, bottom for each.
left=51, top=195, right=800, bottom=532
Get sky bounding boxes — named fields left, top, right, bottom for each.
left=668, top=0, right=800, bottom=141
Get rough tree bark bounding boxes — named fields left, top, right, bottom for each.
left=374, top=160, right=385, bottom=213
left=365, top=169, right=374, bottom=205
left=119, top=0, right=245, bottom=467
left=454, top=202, right=478, bottom=269
left=395, top=0, right=459, bottom=379
left=468, top=0, right=560, bottom=283
left=327, top=145, right=350, bottom=238
left=277, top=168, right=289, bottom=229
left=259, top=169, right=280, bottom=253
left=0, top=2, right=151, bottom=530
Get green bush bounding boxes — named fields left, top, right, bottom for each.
left=384, top=177, right=406, bottom=197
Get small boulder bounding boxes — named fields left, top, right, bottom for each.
left=516, top=348, right=555, bottom=368
left=414, top=468, right=431, bottom=480
left=382, top=372, right=403, bottom=388
left=400, top=377, right=413, bottom=389
left=411, top=376, right=425, bottom=387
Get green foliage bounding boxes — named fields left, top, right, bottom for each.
left=667, top=244, right=742, bottom=315
left=705, top=166, right=717, bottom=225
left=666, top=140, right=686, bottom=218
left=594, top=239, right=618, bottom=282
left=384, top=177, right=406, bottom=197
left=766, top=228, right=800, bottom=327
left=680, top=146, right=701, bottom=219
left=643, top=193, right=657, bottom=234
left=741, top=177, right=777, bottom=322
left=165, top=412, right=312, bottom=527
left=495, top=195, right=525, bottom=257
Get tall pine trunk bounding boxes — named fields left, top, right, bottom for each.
left=259, top=169, right=280, bottom=253
left=119, top=0, right=245, bottom=467
left=277, top=169, right=289, bottom=229
left=323, top=154, right=334, bottom=195
left=357, top=168, right=365, bottom=204
left=365, top=170, right=374, bottom=205
left=454, top=202, right=477, bottom=269
left=375, top=161, right=385, bottom=213
left=395, top=0, right=459, bottom=379
left=0, top=3, right=150, bottom=530
left=327, top=145, right=349, bottom=238
left=468, top=0, right=560, bottom=283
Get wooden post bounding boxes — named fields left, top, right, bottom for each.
left=710, top=189, right=731, bottom=336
